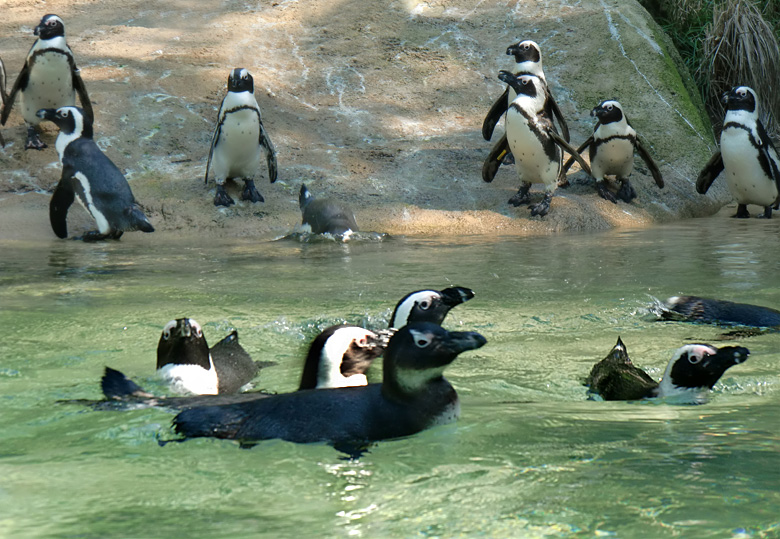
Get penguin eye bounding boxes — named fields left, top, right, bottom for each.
left=409, top=329, right=433, bottom=348
left=418, top=299, right=432, bottom=310
left=194, top=327, right=203, bottom=338
left=357, top=337, right=367, bottom=346
left=606, top=104, right=613, bottom=111
left=59, top=110, right=70, bottom=118
left=162, top=329, right=171, bottom=340
left=687, top=352, right=704, bottom=365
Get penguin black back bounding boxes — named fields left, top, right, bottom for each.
left=298, top=184, right=359, bottom=235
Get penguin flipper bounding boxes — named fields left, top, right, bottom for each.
left=49, top=174, right=76, bottom=239
left=547, top=93, right=570, bottom=143
left=204, top=110, right=224, bottom=184
left=72, top=68, right=94, bottom=123
left=482, top=134, right=510, bottom=183
left=482, top=87, right=509, bottom=141
left=0, top=57, right=7, bottom=108
left=696, top=151, right=724, bottom=194
left=561, top=136, right=593, bottom=175
left=258, top=122, right=278, bottom=183
left=551, top=131, right=591, bottom=176
left=755, top=120, right=780, bottom=192
left=634, top=136, right=664, bottom=188
left=0, top=61, right=28, bottom=126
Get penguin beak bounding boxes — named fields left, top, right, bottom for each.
left=34, top=24, right=41, bottom=36
left=36, top=108, right=57, bottom=121
left=438, top=286, right=475, bottom=307
left=721, top=91, right=730, bottom=105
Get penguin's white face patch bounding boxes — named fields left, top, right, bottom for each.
left=317, top=326, right=377, bottom=388
left=391, top=291, right=439, bottom=328
left=73, top=172, right=111, bottom=234
left=656, top=344, right=718, bottom=400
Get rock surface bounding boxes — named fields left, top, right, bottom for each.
left=0, top=0, right=731, bottom=241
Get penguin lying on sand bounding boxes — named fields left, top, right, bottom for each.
left=172, top=323, right=487, bottom=445
left=563, top=100, right=664, bottom=203
left=660, top=295, right=780, bottom=328
left=1, top=14, right=93, bottom=150
left=499, top=70, right=590, bottom=216
left=299, top=184, right=359, bottom=236
left=482, top=40, right=569, bottom=184
left=585, top=337, right=749, bottom=402
left=205, top=68, right=278, bottom=207
left=697, top=86, right=780, bottom=218
left=37, top=106, right=154, bottom=241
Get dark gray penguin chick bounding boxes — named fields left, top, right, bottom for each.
left=205, top=68, right=278, bottom=207
left=298, top=183, right=359, bottom=236
left=1, top=14, right=93, bottom=150
left=172, top=322, right=487, bottom=445
left=37, top=106, right=153, bottom=241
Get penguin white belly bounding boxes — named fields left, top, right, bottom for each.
left=506, top=111, right=559, bottom=189
left=592, top=138, right=634, bottom=179
left=158, top=362, right=219, bottom=395
left=212, top=109, right=262, bottom=180
left=21, top=52, right=75, bottom=125
left=721, top=129, right=779, bottom=206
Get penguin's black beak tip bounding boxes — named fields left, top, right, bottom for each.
left=34, top=26, right=41, bottom=36
left=36, top=108, right=55, bottom=120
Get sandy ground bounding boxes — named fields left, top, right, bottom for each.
left=0, top=0, right=733, bottom=242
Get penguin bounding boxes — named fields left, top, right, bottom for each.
left=0, top=14, right=93, bottom=150
left=205, top=68, right=278, bottom=207
left=660, top=295, right=780, bottom=328
left=498, top=71, right=591, bottom=216
left=697, top=86, right=780, bottom=218
left=389, top=286, right=475, bottom=328
left=298, top=183, right=359, bottom=236
left=172, top=322, right=487, bottom=445
left=563, top=100, right=664, bottom=203
left=37, top=107, right=154, bottom=241
left=585, top=337, right=749, bottom=402
left=0, top=56, right=7, bottom=147
left=482, top=40, right=570, bottom=184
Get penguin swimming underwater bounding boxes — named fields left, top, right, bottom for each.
left=298, top=184, right=359, bottom=236
left=205, top=68, right=278, bottom=207
left=1, top=14, right=93, bottom=150
left=172, top=323, right=487, bottom=445
left=482, top=40, right=570, bottom=184
left=389, top=286, right=475, bottom=329
left=660, top=295, right=780, bottom=328
left=37, top=106, right=154, bottom=241
left=585, top=337, right=749, bottom=402
left=499, top=71, right=591, bottom=216
left=697, top=86, right=780, bottom=218
left=563, top=100, right=664, bottom=203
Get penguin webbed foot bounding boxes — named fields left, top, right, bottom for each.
left=529, top=193, right=553, bottom=217
left=214, top=184, right=235, bottom=207
left=508, top=184, right=531, bottom=207
left=25, top=126, right=47, bottom=150
left=596, top=180, right=617, bottom=204
left=616, top=179, right=637, bottom=203
left=77, top=230, right=123, bottom=242
left=333, top=440, right=375, bottom=459
left=759, top=206, right=773, bottom=219
left=240, top=180, right=265, bottom=203
left=733, top=204, right=750, bottom=218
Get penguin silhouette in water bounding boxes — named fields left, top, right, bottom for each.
left=298, top=184, right=359, bottom=236
left=659, top=295, right=780, bottom=340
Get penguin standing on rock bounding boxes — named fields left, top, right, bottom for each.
left=205, top=68, right=278, bottom=207
left=697, top=86, right=780, bottom=218
left=1, top=14, right=93, bottom=150
left=499, top=71, right=591, bottom=216
left=37, top=106, right=154, bottom=241
left=299, top=184, right=359, bottom=236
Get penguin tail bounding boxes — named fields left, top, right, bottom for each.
left=101, top=367, right=153, bottom=399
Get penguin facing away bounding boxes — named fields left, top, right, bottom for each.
left=1, top=14, right=93, bottom=150
left=37, top=106, right=154, bottom=241
left=585, top=337, right=749, bottom=402
left=697, top=86, right=780, bottom=218
left=498, top=70, right=591, bottom=216
left=172, top=323, right=487, bottom=445
left=564, top=100, right=664, bottom=203
left=298, top=183, right=359, bottom=236
left=205, top=68, right=278, bottom=207
left=482, top=40, right=570, bottom=184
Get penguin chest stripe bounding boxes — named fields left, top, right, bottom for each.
left=72, top=172, right=111, bottom=234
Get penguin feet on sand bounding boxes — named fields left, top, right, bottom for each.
left=596, top=180, right=617, bottom=203
left=528, top=192, right=553, bottom=217
left=508, top=183, right=531, bottom=206
left=758, top=206, right=773, bottom=219
left=25, top=126, right=46, bottom=150
left=734, top=204, right=750, bottom=218
left=214, top=184, right=235, bottom=207
left=240, top=179, right=264, bottom=203
left=616, top=178, right=637, bottom=203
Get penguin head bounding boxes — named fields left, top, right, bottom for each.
left=157, top=318, right=212, bottom=370
left=506, top=40, right=542, bottom=66
left=34, top=14, right=65, bottom=39
left=298, top=325, right=394, bottom=390
left=657, top=343, right=749, bottom=397
left=228, top=68, right=254, bottom=93
left=36, top=106, right=92, bottom=138
left=299, top=183, right=313, bottom=210
left=723, top=86, right=758, bottom=115
left=389, top=286, right=475, bottom=328
left=497, top=71, right=540, bottom=99
left=591, top=100, right=625, bottom=125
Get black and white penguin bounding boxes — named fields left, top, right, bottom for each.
left=482, top=40, right=570, bottom=184
left=660, top=295, right=780, bottom=328
left=585, top=337, right=749, bottom=402
left=298, top=184, right=359, bottom=236
left=697, top=86, right=780, bottom=218
left=37, top=106, right=154, bottom=241
left=205, top=68, right=278, bottom=207
left=499, top=71, right=591, bottom=216
left=172, top=322, right=487, bottom=445
left=564, top=100, right=664, bottom=203
left=0, top=15, right=93, bottom=150
left=389, top=286, right=475, bottom=328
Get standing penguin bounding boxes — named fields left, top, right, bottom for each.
left=499, top=71, right=590, bottom=216
left=298, top=184, right=359, bottom=236
left=564, top=100, right=664, bottom=203
left=0, top=15, right=93, bottom=150
left=37, top=107, right=154, bottom=241
left=697, top=86, right=780, bottom=218
left=482, top=40, right=569, bottom=184
left=205, top=68, right=278, bottom=207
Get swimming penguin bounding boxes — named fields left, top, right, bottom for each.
left=298, top=184, right=359, bottom=236
left=585, top=337, right=749, bottom=402
left=205, top=68, right=278, bottom=207
left=482, top=40, right=570, bottom=184
left=390, top=286, right=475, bottom=328
left=697, top=86, right=780, bottom=218
left=499, top=71, right=591, bottom=216
left=37, top=106, right=154, bottom=241
left=0, top=15, right=93, bottom=150
left=660, top=295, right=780, bottom=328
left=172, top=322, right=487, bottom=445
left=563, top=100, right=664, bottom=203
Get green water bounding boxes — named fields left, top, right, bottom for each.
left=2, top=216, right=780, bottom=538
